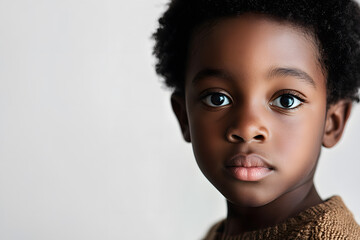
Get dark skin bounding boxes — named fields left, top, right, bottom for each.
left=171, top=13, right=352, bottom=235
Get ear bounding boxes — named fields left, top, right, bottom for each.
left=171, top=93, right=191, bottom=142
left=322, top=100, right=352, bottom=148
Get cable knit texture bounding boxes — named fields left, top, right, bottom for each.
left=203, top=196, right=360, bottom=240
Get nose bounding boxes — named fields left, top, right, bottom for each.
left=226, top=105, right=269, bottom=144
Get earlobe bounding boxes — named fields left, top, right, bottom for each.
left=171, top=93, right=191, bottom=142
left=322, top=100, right=352, bottom=148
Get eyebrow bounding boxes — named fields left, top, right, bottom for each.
left=191, top=68, right=234, bottom=85
left=268, top=67, right=316, bottom=88
left=191, top=67, right=316, bottom=88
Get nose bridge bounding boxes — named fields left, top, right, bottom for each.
left=226, top=99, right=269, bottom=143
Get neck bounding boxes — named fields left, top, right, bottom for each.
left=223, top=180, right=322, bottom=235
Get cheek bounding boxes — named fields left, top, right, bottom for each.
left=187, top=110, right=226, bottom=173
left=273, top=108, right=326, bottom=178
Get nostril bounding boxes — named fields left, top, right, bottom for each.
left=231, top=134, right=244, bottom=142
left=254, top=135, right=265, bottom=141
left=228, top=133, right=266, bottom=143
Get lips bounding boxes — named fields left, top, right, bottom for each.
left=225, top=153, right=275, bottom=181
left=225, top=153, right=274, bottom=169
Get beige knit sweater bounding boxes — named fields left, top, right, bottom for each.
left=203, top=196, right=360, bottom=240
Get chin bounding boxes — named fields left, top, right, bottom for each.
left=223, top=189, right=277, bottom=208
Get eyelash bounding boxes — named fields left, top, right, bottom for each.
left=275, top=89, right=305, bottom=100
left=201, top=91, right=232, bottom=107
left=270, top=89, right=306, bottom=110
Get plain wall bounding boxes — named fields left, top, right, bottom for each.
left=0, top=0, right=359, bottom=239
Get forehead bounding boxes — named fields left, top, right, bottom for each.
left=185, top=13, right=325, bottom=88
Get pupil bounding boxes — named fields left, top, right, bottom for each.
left=280, top=95, right=294, bottom=107
left=211, top=94, right=225, bottom=105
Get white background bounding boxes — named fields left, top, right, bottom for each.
left=0, top=0, right=359, bottom=239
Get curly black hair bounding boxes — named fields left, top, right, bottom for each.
left=153, top=0, right=360, bottom=104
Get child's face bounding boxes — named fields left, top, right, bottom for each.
left=180, top=14, right=330, bottom=207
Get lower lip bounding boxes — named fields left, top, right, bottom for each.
left=226, top=167, right=274, bottom=181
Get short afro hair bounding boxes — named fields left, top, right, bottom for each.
left=153, top=0, right=360, bottom=104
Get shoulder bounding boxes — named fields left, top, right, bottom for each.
left=200, top=196, right=360, bottom=240
left=201, top=219, right=225, bottom=240
left=306, top=196, right=360, bottom=239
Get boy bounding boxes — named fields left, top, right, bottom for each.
left=153, top=0, right=360, bottom=239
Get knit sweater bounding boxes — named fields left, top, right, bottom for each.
left=203, top=196, right=360, bottom=240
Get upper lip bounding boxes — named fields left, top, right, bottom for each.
left=225, top=153, right=274, bottom=169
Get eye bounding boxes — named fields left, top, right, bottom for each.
left=271, top=94, right=303, bottom=109
left=202, top=92, right=231, bottom=107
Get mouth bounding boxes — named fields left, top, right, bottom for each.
left=225, top=153, right=275, bottom=182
